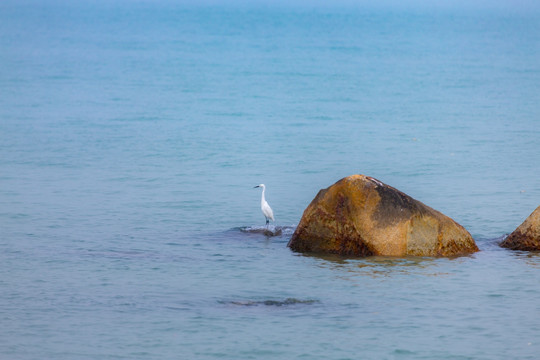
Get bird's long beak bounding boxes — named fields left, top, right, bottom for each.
left=254, top=185, right=260, bottom=188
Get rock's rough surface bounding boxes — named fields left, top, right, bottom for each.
left=500, top=206, right=540, bottom=251
left=288, top=175, right=478, bottom=257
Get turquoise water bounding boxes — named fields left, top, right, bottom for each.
left=1, top=1, right=540, bottom=359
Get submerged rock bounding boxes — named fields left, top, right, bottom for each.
left=288, top=175, right=478, bottom=257
left=225, top=298, right=319, bottom=307
left=500, top=206, right=540, bottom=251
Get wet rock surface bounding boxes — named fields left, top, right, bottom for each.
left=288, top=175, right=479, bottom=257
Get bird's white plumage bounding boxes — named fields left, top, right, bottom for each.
left=255, top=184, right=274, bottom=223
left=262, top=199, right=274, bottom=222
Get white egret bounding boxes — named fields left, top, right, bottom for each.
left=254, top=184, right=274, bottom=226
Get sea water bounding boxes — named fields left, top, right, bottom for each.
left=1, top=1, right=539, bottom=359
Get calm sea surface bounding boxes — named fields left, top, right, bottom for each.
left=1, top=1, right=540, bottom=359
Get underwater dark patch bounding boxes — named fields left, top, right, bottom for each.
left=222, top=298, right=319, bottom=307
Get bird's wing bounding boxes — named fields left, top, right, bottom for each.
left=263, top=202, right=274, bottom=221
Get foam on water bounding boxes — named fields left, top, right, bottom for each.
left=237, top=225, right=296, bottom=237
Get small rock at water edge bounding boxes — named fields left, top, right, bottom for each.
left=500, top=205, right=540, bottom=251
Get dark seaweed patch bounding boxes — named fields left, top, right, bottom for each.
left=372, top=182, right=429, bottom=227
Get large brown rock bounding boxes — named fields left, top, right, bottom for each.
left=500, top=206, right=540, bottom=251
left=288, top=175, right=478, bottom=257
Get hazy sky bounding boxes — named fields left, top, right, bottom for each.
left=11, top=0, right=539, bottom=11
left=150, top=0, right=539, bottom=12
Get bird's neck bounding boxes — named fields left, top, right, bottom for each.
left=260, top=187, right=266, bottom=204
